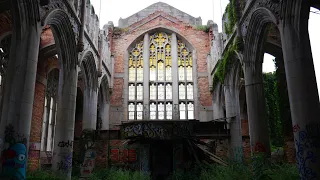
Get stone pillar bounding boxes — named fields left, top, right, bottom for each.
left=171, top=33, right=179, bottom=120
left=100, top=101, right=110, bottom=130
left=143, top=33, right=150, bottom=120
left=0, top=8, right=41, bottom=178
left=212, top=83, right=225, bottom=120
left=244, top=62, right=271, bottom=156
left=80, top=88, right=98, bottom=178
left=82, top=89, right=98, bottom=130
left=51, top=69, right=78, bottom=178
left=280, top=18, right=320, bottom=178
left=224, top=85, right=243, bottom=162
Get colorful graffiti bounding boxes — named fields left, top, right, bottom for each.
left=292, top=124, right=300, bottom=133
left=80, top=150, right=96, bottom=177
left=1, top=143, right=27, bottom=179
left=295, top=124, right=320, bottom=180
left=1, top=124, right=27, bottom=179
left=57, top=153, right=72, bottom=172
left=232, top=146, right=243, bottom=161
left=110, top=149, right=137, bottom=163
left=122, top=122, right=192, bottom=139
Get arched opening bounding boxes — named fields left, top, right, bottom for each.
left=126, top=29, right=197, bottom=121
left=309, top=7, right=320, bottom=98
left=97, top=77, right=110, bottom=130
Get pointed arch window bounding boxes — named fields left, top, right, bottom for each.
left=178, top=40, right=194, bottom=119
left=128, top=41, right=144, bottom=120
left=41, top=68, right=59, bottom=152
left=128, top=32, right=194, bottom=120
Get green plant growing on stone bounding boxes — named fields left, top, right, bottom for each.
left=196, top=25, right=210, bottom=33
left=224, top=0, right=237, bottom=36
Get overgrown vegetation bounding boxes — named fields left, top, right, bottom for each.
left=27, top=161, right=298, bottom=180
left=196, top=25, right=210, bottom=33
left=212, top=37, right=242, bottom=89
left=224, top=0, right=237, bottom=36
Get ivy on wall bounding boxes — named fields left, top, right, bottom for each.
left=212, top=37, right=242, bottom=89
left=224, top=0, right=237, bottom=36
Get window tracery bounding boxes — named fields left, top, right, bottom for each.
left=41, top=68, right=59, bottom=152
left=128, top=32, right=194, bottom=120
left=128, top=40, right=144, bottom=120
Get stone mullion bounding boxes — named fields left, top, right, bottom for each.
left=143, top=33, right=150, bottom=120
left=171, top=33, right=179, bottom=120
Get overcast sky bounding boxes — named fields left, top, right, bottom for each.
left=90, top=0, right=320, bottom=96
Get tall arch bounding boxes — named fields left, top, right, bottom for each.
left=243, top=7, right=278, bottom=157
left=97, top=76, right=110, bottom=130
left=80, top=50, right=99, bottom=130
left=124, top=28, right=198, bottom=121
left=42, top=9, right=78, bottom=178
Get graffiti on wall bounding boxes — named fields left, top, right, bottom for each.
left=109, top=140, right=140, bottom=170
left=253, top=142, right=266, bottom=153
left=232, top=146, right=243, bottom=161
left=123, top=123, right=167, bottom=138
left=1, top=124, right=27, bottom=179
left=58, top=141, right=73, bottom=148
left=295, top=124, right=320, bottom=180
left=110, top=148, right=137, bottom=163
left=122, top=122, right=192, bottom=139
left=57, top=153, right=72, bottom=172
left=80, top=150, right=96, bottom=176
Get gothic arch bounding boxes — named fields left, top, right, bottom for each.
left=80, top=51, right=98, bottom=91
left=126, top=27, right=195, bottom=51
left=97, top=75, right=110, bottom=130
left=244, top=7, right=278, bottom=69
left=41, top=9, right=77, bottom=75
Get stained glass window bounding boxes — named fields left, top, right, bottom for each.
left=150, top=84, right=156, bottom=100
left=128, top=32, right=194, bottom=120
left=166, top=103, right=172, bottom=119
left=137, top=103, right=143, bottom=120
left=129, top=84, right=135, bottom=101
left=188, top=102, right=194, bottom=119
left=178, top=40, right=194, bottom=120
left=150, top=103, right=157, bottom=119
left=158, top=84, right=164, bottom=100
left=166, top=84, right=172, bottom=99
left=179, top=84, right=185, bottom=99
left=128, top=40, right=144, bottom=120
left=137, top=84, right=143, bottom=100
left=187, top=83, right=193, bottom=100
left=129, top=103, right=135, bottom=120
left=137, top=67, right=143, bottom=81
left=179, top=102, right=186, bottom=119
left=158, top=103, right=165, bottom=120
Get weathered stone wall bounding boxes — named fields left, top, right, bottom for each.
left=118, top=2, right=202, bottom=28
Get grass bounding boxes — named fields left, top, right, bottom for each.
left=27, top=160, right=299, bottom=180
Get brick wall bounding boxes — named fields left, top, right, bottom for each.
left=28, top=78, right=46, bottom=171
left=110, top=11, right=212, bottom=123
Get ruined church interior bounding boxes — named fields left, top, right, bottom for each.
left=0, top=0, right=319, bottom=179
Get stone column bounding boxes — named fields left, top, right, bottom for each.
left=212, top=83, right=225, bottom=120
left=82, top=89, right=98, bottom=130
left=171, top=33, right=179, bottom=120
left=143, top=33, right=150, bottom=120
left=280, top=18, right=320, bottom=177
left=100, top=101, right=110, bottom=130
left=51, top=69, right=78, bottom=178
left=224, top=85, right=243, bottom=162
left=244, top=62, right=271, bottom=156
left=0, top=8, right=41, bottom=178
